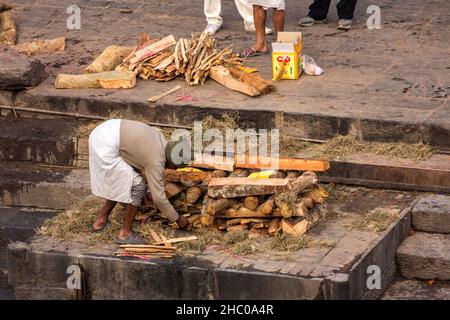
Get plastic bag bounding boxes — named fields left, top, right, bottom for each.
left=302, top=55, right=324, bottom=76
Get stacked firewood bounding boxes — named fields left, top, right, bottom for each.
left=115, top=32, right=243, bottom=85
left=163, top=167, right=328, bottom=237
left=174, top=32, right=243, bottom=85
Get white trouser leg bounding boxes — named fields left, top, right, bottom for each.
left=204, top=0, right=223, bottom=26
left=235, top=0, right=254, bottom=26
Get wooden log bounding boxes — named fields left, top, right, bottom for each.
left=134, top=35, right=176, bottom=61
left=0, top=11, right=16, bottom=45
left=55, top=71, right=136, bottom=89
left=240, top=218, right=269, bottom=224
left=164, top=182, right=185, bottom=199
left=165, top=168, right=211, bottom=184
left=286, top=171, right=301, bottom=179
left=211, top=170, right=227, bottom=178
left=227, top=224, right=247, bottom=232
left=226, top=218, right=243, bottom=226
left=268, top=218, right=281, bottom=234
left=210, top=65, right=274, bottom=96
left=186, top=186, right=202, bottom=204
left=190, top=154, right=234, bottom=172
left=0, top=2, right=14, bottom=11
left=282, top=218, right=308, bottom=237
left=235, top=156, right=330, bottom=172
left=270, top=170, right=286, bottom=178
left=207, top=177, right=289, bottom=198
left=206, top=198, right=235, bottom=215
left=84, top=45, right=131, bottom=73
left=258, top=199, right=274, bottom=215
left=216, top=207, right=282, bottom=219
left=14, top=37, right=65, bottom=56
left=243, top=196, right=259, bottom=210
left=289, top=171, right=318, bottom=194
left=305, top=186, right=329, bottom=204
left=147, top=85, right=182, bottom=102
left=155, top=236, right=197, bottom=245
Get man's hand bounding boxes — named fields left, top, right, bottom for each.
left=176, top=215, right=189, bottom=229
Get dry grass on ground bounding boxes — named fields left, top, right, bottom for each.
left=344, top=208, right=401, bottom=233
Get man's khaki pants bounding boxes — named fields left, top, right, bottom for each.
left=204, top=0, right=254, bottom=26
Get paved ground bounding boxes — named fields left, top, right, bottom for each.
left=383, top=277, right=450, bottom=300
left=4, top=0, right=449, bottom=146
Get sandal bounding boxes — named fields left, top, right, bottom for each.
left=89, top=220, right=111, bottom=233
left=115, top=232, right=146, bottom=245
left=239, top=47, right=270, bottom=58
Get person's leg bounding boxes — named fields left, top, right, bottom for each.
left=92, top=199, right=117, bottom=230
left=272, top=9, right=285, bottom=34
left=204, top=0, right=223, bottom=27
left=336, top=0, right=357, bottom=20
left=252, top=5, right=268, bottom=53
left=308, top=0, right=332, bottom=20
left=118, top=204, right=139, bottom=239
left=235, top=0, right=254, bottom=26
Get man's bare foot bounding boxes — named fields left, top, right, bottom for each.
left=118, top=229, right=132, bottom=240
left=176, top=215, right=189, bottom=229
left=92, top=216, right=108, bottom=231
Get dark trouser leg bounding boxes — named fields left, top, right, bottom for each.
left=93, top=199, right=117, bottom=230
left=119, top=204, right=139, bottom=239
left=308, top=0, right=332, bottom=20
left=337, top=0, right=357, bottom=19
left=273, top=9, right=285, bottom=34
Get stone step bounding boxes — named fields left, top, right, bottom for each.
left=397, top=232, right=450, bottom=280
left=382, top=278, right=450, bottom=300
left=412, top=195, right=450, bottom=233
left=0, top=117, right=85, bottom=167
left=0, top=206, right=59, bottom=244
left=0, top=161, right=91, bottom=210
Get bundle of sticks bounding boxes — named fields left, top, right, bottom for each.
left=115, top=244, right=177, bottom=259
left=174, top=31, right=243, bottom=85
left=162, top=165, right=328, bottom=237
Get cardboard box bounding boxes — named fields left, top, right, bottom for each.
left=271, top=32, right=303, bottom=80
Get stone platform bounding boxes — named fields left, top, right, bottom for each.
left=7, top=187, right=417, bottom=299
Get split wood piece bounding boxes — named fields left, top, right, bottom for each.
left=147, top=85, right=182, bottom=102
left=289, top=171, right=318, bottom=194
left=0, top=2, right=14, bottom=11
left=165, top=168, right=211, bottom=184
left=165, top=182, right=185, bottom=199
left=160, top=234, right=174, bottom=248
left=186, top=186, right=202, bottom=204
left=258, top=199, right=274, bottom=215
left=84, top=45, right=132, bottom=73
left=200, top=195, right=215, bottom=225
left=115, top=252, right=174, bottom=258
left=207, top=177, right=289, bottom=198
left=240, top=218, right=270, bottom=224
left=155, top=236, right=197, bottom=245
left=216, top=207, right=282, bottom=219
left=206, top=198, right=236, bottom=216
left=188, top=214, right=201, bottom=224
left=243, top=196, right=259, bottom=210
left=211, top=170, right=227, bottom=178
left=227, top=224, right=247, bottom=232
left=228, top=168, right=249, bottom=177
left=55, top=71, right=136, bottom=89
left=209, top=66, right=273, bottom=97
left=148, top=227, right=163, bottom=243
left=268, top=218, right=281, bottom=234
left=190, top=154, right=235, bottom=172
left=14, top=37, right=65, bottom=56
left=122, top=248, right=174, bottom=253
left=0, top=11, right=16, bottom=45
left=154, top=55, right=175, bottom=70
left=305, top=186, right=329, bottom=204
left=234, top=156, right=330, bottom=172
left=226, top=218, right=243, bottom=226
left=146, top=50, right=173, bottom=68
left=119, top=244, right=177, bottom=251
left=281, top=218, right=308, bottom=237
left=133, top=35, right=176, bottom=62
